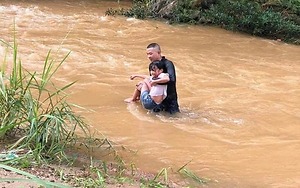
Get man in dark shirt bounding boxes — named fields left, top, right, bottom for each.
left=125, top=43, right=179, bottom=114
left=146, top=43, right=179, bottom=114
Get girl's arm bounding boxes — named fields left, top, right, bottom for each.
left=130, top=74, right=148, bottom=80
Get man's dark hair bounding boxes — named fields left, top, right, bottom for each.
left=147, top=43, right=161, bottom=51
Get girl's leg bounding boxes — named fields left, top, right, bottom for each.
left=140, top=79, right=151, bottom=93
left=124, top=81, right=143, bottom=103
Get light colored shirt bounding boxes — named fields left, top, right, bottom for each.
left=149, top=73, right=168, bottom=103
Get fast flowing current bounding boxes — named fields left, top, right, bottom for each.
left=1, top=0, right=300, bottom=187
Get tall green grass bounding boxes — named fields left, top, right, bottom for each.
left=0, top=37, right=89, bottom=162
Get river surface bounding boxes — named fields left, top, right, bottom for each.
left=1, top=0, right=300, bottom=187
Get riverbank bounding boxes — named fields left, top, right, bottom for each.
left=0, top=145, right=189, bottom=188
left=106, top=0, right=300, bottom=44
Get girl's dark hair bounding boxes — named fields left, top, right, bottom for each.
left=150, top=60, right=164, bottom=71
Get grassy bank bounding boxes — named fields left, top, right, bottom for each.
left=106, top=0, right=300, bottom=44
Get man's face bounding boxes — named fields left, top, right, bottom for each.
left=146, top=47, right=161, bottom=62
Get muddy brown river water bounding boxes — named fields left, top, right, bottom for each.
left=1, top=0, right=300, bottom=187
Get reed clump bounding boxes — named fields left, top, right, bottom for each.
left=0, top=38, right=89, bottom=163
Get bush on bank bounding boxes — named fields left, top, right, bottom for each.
left=106, top=0, right=300, bottom=44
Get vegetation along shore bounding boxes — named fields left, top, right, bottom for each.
left=106, top=0, right=300, bottom=45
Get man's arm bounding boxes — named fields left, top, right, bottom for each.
left=150, top=73, right=170, bottom=86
